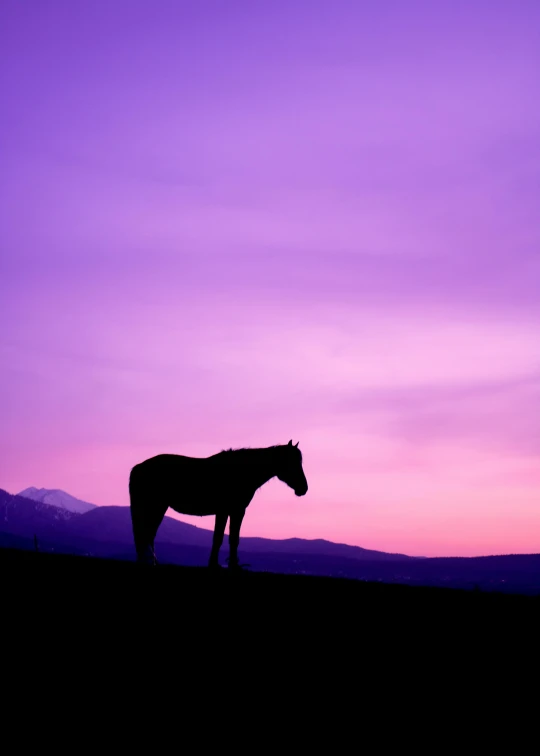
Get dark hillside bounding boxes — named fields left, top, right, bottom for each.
left=3, top=545, right=537, bottom=714
left=3, top=547, right=538, bottom=646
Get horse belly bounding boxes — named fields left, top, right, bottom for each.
left=154, top=461, right=229, bottom=516
left=169, top=498, right=218, bottom=517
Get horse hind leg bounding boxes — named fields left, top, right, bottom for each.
left=145, top=505, right=168, bottom=565
left=130, top=495, right=166, bottom=566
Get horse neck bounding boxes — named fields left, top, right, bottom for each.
left=245, top=447, right=279, bottom=488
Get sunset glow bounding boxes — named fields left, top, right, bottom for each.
left=1, top=1, right=539, bottom=557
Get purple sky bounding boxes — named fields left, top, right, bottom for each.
left=1, top=0, right=539, bottom=556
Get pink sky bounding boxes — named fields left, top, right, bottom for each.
left=1, top=1, right=539, bottom=556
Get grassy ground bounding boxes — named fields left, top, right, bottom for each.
left=3, top=546, right=538, bottom=634
left=2, top=546, right=536, bottom=734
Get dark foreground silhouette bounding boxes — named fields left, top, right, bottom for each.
left=3, top=547, right=538, bottom=663
left=3, top=547, right=533, bottom=730
left=129, top=440, right=308, bottom=568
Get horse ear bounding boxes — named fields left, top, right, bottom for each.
left=295, top=441, right=299, bottom=447
left=288, top=439, right=293, bottom=446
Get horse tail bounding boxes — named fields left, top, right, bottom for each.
left=129, top=464, right=151, bottom=564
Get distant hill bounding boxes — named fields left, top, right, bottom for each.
left=65, top=504, right=214, bottom=547
left=18, top=487, right=97, bottom=514
left=2, top=486, right=415, bottom=561
left=65, top=504, right=416, bottom=560
left=238, top=535, right=416, bottom=560
left=2, top=487, right=540, bottom=594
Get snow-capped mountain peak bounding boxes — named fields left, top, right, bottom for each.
left=17, top=487, right=97, bottom=514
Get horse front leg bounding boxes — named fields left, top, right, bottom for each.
left=228, top=508, right=246, bottom=569
left=208, top=511, right=228, bottom=569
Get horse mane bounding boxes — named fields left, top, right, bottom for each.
left=218, top=444, right=302, bottom=461
left=221, top=445, right=279, bottom=453
left=219, top=446, right=275, bottom=457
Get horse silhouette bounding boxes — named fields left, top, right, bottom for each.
left=129, top=440, right=308, bottom=569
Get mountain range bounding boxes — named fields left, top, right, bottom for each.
left=1, top=486, right=413, bottom=561
left=2, top=486, right=540, bottom=595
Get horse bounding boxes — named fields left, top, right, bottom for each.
left=129, top=440, right=308, bottom=569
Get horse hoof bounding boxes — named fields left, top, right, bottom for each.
left=228, top=563, right=250, bottom=572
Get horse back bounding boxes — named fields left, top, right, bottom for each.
left=130, top=453, right=206, bottom=482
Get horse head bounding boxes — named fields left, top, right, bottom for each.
left=276, top=440, right=308, bottom=497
